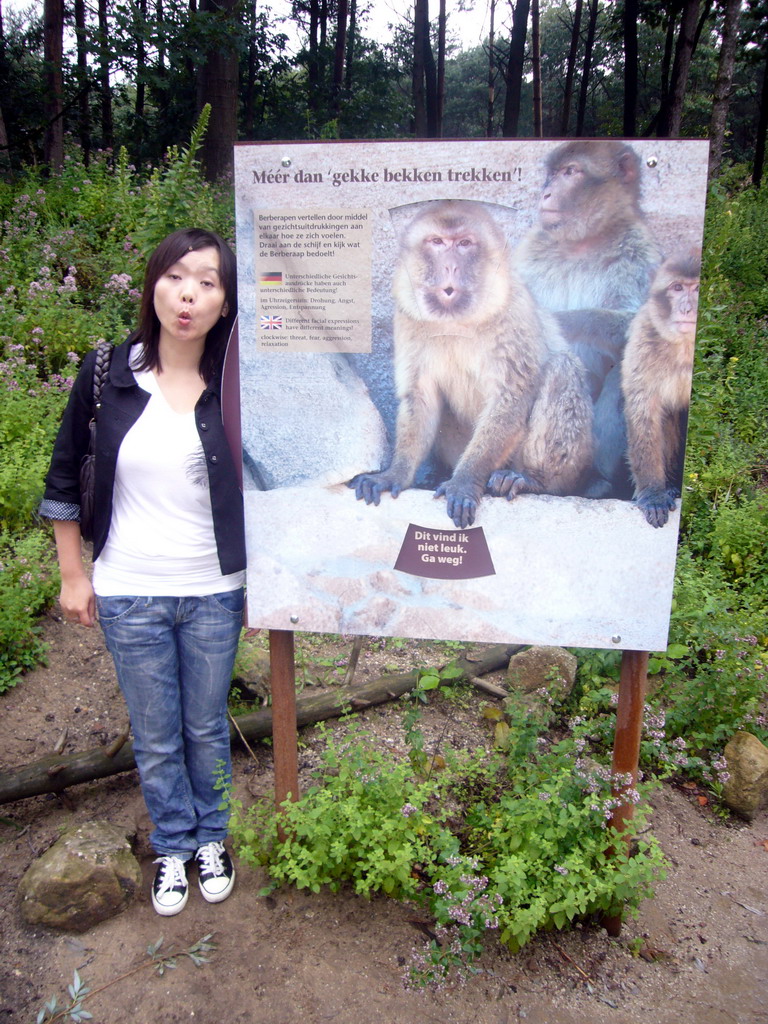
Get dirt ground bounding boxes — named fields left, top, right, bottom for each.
left=1, top=614, right=766, bottom=1024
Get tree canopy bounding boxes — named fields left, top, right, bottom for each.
left=0, top=0, right=765, bottom=180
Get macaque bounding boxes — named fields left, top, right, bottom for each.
left=351, top=200, right=593, bottom=529
left=515, top=141, right=663, bottom=498
left=516, top=140, right=661, bottom=318
left=622, top=252, right=700, bottom=528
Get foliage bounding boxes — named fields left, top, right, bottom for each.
left=663, top=553, right=768, bottom=753
left=0, top=528, right=59, bottom=694
left=229, top=708, right=666, bottom=987
left=0, top=110, right=233, bottom=375
left=0, top=345, right=72, bottom=531
left=0, top=338, right=65, bottom=695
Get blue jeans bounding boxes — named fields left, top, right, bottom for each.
left=97, top=590, right=244, bottom=859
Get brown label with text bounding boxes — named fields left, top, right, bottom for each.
left=394, top=524, right=495, bottom=580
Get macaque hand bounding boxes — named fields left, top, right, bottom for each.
left=635, top=486, right=677, bottom=528
left=434, top=477, right=482, bottom=528
left=349, top=471, right=405, bottom=506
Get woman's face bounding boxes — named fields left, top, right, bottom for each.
left=153, top=246, right=228, bottom=351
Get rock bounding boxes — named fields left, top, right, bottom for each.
left=506, top=646, right=578, bottom=702
left=19, top=821, right=141, bottom=931
left=722, top=731, right=768, bottom=820
left=240, top=352, right=387, bottom=490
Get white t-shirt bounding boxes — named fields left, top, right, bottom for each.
left=93, top=366, right=245, bottom=597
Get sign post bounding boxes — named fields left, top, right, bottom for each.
left=232, top=138, right=709, bottom=932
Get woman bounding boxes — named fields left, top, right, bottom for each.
left=41, top=228, right=245, bottom=916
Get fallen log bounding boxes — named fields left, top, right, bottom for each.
left=0, top=643, right=521, bottom=806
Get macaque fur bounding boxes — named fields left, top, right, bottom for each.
left=353, top=200, right=593, bottom=529
left=622, top=252, right=700, bottom=528
left=516, top=140, right=661, bottom=318
left=515, top=140, right=663, bottom=499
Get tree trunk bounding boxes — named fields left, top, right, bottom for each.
left=344, top=0, right=356, bottom=92
left=44, top=0, right=65, bottom=169
left=413, top=0, right=427, bottom=135
left=308, top=0, right=320, bottom=112
left=437, top=0, right=446, bottom=135
left=0, top=0, right=11, bottom=174
left=413, top=0, right=437, bottom=137
left=244, top=0, right=257, bottom=136
left=531, top=0, right=542, bottom=137
left=97, top=0, right=113, bottom=151
left=320, top=0, right=328, bottom=47
left=708, top=0, right=741, bottom=179
left=134, top=0, right=147, bottom=155
left=198, top=0, right=239, bottom=180
left=660, top=13, right=677, bottom=112
left=502, top=0, right=531, bottom=137
left=0, top=100, right=9, bottom=175
left=73, top=0, right=90, bottom=165
left=656, top=0, right=701, bottom=137
left=156, top=0, right=166, bottom=73
left=332, top=0, right=348, bottom=113
left=559, top=0, right=582, bottom=135
left=486, top=0, right=496, bottom=136
left=0, top=644, right=523, bottom=805
left=575, top=0, right=598, bottom=136
left=623, top=0, right=638, bottom=136
left=753, top=45, right=768, bottom=187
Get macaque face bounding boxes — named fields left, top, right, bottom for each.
left=539, top=162, right=588, bottom=228
left=403, top=210, right=498, bottom=320
left=421, top=225, right=479, bottom=314
left=663, top=278, right=699, bottom=336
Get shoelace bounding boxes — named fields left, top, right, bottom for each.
left=154, top=856, right=186, bottom=893
left=197, top=843, right=225, bottom=876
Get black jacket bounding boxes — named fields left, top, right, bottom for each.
left=41, top=337, right=246, bottom=576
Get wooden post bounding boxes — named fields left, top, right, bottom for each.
left=603, top=648, right=648, bottom=936
left=269, top=629, right=299, bottom=810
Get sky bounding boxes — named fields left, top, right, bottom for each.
left=274, top=1, right=496, bottom=54
left=3, top=0, right=497, bottom=55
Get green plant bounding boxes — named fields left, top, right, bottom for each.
left=229, top=708, right=666, bottom=988
left=0, top=346, right=72, bottom=532
left=411, top=662, right=465, bottom=703
left=131, top=106, right=233, bottom=255
left=0, top=529, right=60, bottom=692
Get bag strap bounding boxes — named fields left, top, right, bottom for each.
left=91, top=341, right=114, bottom=416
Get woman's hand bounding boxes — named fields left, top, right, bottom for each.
left=53, top=520, right=96, bottom=627
left=59, top=574, right=96, bottom=627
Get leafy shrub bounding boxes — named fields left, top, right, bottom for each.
left=0, top=345, right=72, bottom=532
left=229, top=709, right=666, bottom=987
left=712, top=496, right=768, bottom=598
left=0, top=528, right=59, bottom=692
left=0, top=108, right=234, bottom=374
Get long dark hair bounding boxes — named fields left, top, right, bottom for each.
left=131, top=228, right=237, bottom=383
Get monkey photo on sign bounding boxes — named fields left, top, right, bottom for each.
left=622, top=251, right=700, bottom=529
left=351, top=200, right=594, bottom=529
left=516, top=140, right=663, bottom=498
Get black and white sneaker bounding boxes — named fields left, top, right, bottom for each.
left=195, top=841, right=235, bottom=903
left=151, top=855, right=189, bottom=916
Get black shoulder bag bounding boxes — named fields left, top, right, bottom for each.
left=79, top=341, right=113, bottom=543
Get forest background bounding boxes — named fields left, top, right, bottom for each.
left=0, top=0, right=766, bottom=974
